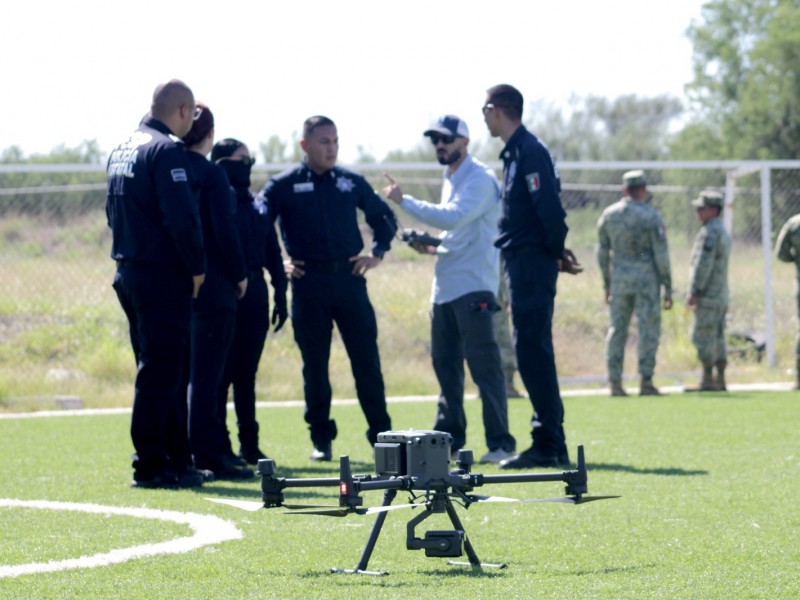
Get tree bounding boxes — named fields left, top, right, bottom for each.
left=259, top=133, right=303, bottom=163
left=526, top=94, right=683, bottom=162
left=0, top=141, right=106, bottom=219
left=675, top=0, right=800, bottom=159
left=0, top=140, right=104, bottom=164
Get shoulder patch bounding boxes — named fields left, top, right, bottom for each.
left=171, top=168, right=188, bottom=182
left=526, top=172, right=540, bottom=193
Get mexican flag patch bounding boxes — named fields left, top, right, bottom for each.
left=526, top=172, right=540, bottom=192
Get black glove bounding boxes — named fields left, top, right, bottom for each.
left=272, top=290, right=288, bottom=332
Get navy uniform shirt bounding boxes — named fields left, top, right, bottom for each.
left=186, top=152, right=246, bottom=311
left=494, top=124, right=567, bottom=260
left=235, top=187, right=288, bottom=311
left=106, top=117, right=205, bottom=275
left=259, top=162, right=397, bottom=261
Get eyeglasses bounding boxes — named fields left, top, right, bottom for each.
left=429, top=134, right=456, bottom=146
left=192, top=106, right=203, bottom=121
left=482, top=103, right=496, bottom=115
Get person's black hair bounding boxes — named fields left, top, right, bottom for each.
left=302, top=115, right=336, bottom=139
left=211, top=138, right=245, bottom=162
left=486, top=84, right=524, bottom=121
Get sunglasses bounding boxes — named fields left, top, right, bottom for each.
left=429, top=134, right=456, bottom=145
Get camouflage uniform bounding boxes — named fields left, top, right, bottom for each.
left=597, top=183, right=671, bottom=389
left=775, top=213, right=800, bottom=387
left=688, top=197, right=731, bottom=379
left=492, top=259, right=521, bottom=396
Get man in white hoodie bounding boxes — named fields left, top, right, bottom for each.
left=383, top=115, right=516, bottom=464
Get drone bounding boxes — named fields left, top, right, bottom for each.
left=207, top=429, right=618, bottom=576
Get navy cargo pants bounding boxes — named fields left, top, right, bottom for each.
left=290, top=266, right=391, bottom=446
left=503, top=248, right=567, bottom=456
left=113, top=264, right=192, bottom=478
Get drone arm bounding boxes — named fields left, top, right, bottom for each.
left=355, top=477, right=411, bottom=493
left=473, top=472, right=567, bottom=485
left=283, top=477, right=341, bottom=488
left=474, top=446, right=590, bottom=497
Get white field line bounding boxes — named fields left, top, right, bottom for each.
left=0, top=382, right=794, bottom=421
left=0, top=499, right=242, bottom=578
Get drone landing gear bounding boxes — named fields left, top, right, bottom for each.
left=407, top=491, right=506, bottom=571
left=330, top=488, right=505, bottom=576
left=330, top=488, right=399, bottom=576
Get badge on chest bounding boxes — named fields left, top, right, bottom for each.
left=294, top=182, right=314, bottom=193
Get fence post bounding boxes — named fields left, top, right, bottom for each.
left=760, top=165, right=776, bottom=367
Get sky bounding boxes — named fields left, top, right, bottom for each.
left=1, top=0, right=706, bottom=164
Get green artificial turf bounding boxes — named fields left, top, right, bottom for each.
left=0, top=391, right=798, bottom=598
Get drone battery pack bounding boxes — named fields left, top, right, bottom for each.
left=376, top=430, right=453, bottom=479
left=374, top=442, right=404, bottom=476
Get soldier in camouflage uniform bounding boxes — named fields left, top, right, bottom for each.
left=493, top=258, right=522, bottom=397
left=686, top=190, right=731, bottom=391
left=597, top=170, right=673, bottom=397
left=775, top=213, right=800, bottom=389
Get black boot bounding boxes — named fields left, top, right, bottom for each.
left=685, top=361, right=716, bottom=392
left=640, top=376, right=663, bottom=396
left=714, top=360, right=727, bottom=391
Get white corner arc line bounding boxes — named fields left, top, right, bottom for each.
left=0, top=499, right=242, bottom=578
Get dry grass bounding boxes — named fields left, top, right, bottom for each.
left=0, top=211, right=796, bottom=410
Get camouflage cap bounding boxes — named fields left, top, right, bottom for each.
left=691, top=190, right=724, bottom=208
left=622, top=170, right=646, bottom=188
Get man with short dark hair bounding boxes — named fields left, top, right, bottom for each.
left=686, top=190, right=731, bottom=391
left=597, top=170, right=673, bottom=396
left=383, top=115, right=516, bottom=464
left=259, top=116, right=397, bottom=461
left=106, top=79, right=207, bottom=488
left=482, top=83, right=582, bottom=469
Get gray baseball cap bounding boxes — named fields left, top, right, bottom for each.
left=424, top=115, right=469, bottom=138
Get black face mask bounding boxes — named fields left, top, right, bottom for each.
left=220, top=159, right=252, bottom=190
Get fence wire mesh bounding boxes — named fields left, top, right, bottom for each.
left=1, top=161, right=798, bottom=408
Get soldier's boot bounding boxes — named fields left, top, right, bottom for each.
left=714, top=360, right=727, bottom=392
left=685, top=361, right=717, bottom=392
left=504, top=368, right=523, bottom=398
left=610, top=381, right=628, bottom=397
left=639, top=376, right=663, bottom=396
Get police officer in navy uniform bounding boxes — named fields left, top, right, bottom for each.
left=482, top=84, right=583, bottom=469
left=106, top=80, right=206, bottom=488
left=213, top=138, right=288, bottom=465
left=181, top=104, right=254, bottom=480
left=259, top=115, right=397, bottom=461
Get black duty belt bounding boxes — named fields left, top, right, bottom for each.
left=299, top=259, right=354, bottom=273
left=501, top=245, right=541, bottom=260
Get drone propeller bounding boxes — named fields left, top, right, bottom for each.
left=522, top=495, right=621, bottom=505
left=282, top=503, right=344, bottom=510
left=205, top=498, right=265, bottom=512
left=465, top=494, right=521, bottom=503
left=285, top=503, right=421, bottom=517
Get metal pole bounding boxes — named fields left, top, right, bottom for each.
left=761, top=166, right=776, bottom=367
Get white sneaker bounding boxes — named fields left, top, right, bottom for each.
left=479, top=449, right=515, bottom=464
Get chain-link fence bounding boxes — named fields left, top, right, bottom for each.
left=1, top=160, right=798, bottom=409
